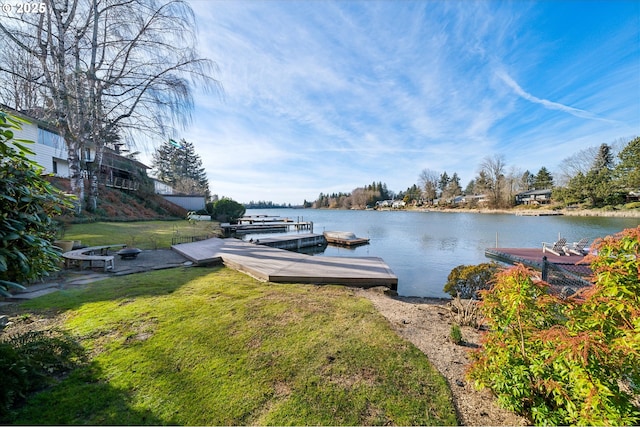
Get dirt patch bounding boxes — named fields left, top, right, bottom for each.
left=356, top=287, right=528, bottom=426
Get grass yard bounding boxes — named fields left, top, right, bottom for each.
left=4, top=267, right=458, bottom=425
left=63, top=220, right=220, bottom=249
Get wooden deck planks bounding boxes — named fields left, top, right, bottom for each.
left=172, top=237, right=397, bottom=288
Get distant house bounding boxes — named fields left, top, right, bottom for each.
left=392, top=200, right=406, bottom=209
left=451, top=194, right=488, bottom=206
left=516, top=189, right=553, bottom=205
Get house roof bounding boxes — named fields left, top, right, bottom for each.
left=517, top=189, right=552, bottom=197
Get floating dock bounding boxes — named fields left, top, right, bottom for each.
left=323, top=231, right=370, bottom=247
left=253, top=233, right=327, bottom=250
left=172, top=237, right=397, bottom=289
left=514, top=211, right=563, bottom=216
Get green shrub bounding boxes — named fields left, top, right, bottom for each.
left=623, top=201, right=640, bottom=210
left=0, top=111, right=73, bottom=295
left=468, top=226, right=640, bottom=425
left=0, top=329, right=86, bottom=417
left=443, top=262, right=500, bottom=299
left=206, top=197, right=245, bottom=223
left=449, top=324, right=463, bottom=345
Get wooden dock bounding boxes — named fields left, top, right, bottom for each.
left=323, top=231, right=370, bottom=247
left=221, top=217, right=313, bottom=235
left=253, top=233, right=327, bottom=250
left=171, top=237, right=397, bottom=289
left=515, top=211, right=563, bottom=216
left=485, top=247, right=593, bottom=284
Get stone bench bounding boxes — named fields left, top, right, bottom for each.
left=62, top=244, right=126, bottom=272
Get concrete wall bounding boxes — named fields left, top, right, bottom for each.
left=162, top=195, right=206, bottom=211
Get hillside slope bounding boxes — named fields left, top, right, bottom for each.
left=48, top=177, right=188, bottom=222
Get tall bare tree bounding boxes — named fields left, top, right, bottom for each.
left=478, top=155, right=507, bottom=208
left=418, top=169, right=439, bottom=204
left=0, top=0, right=219, bottom=212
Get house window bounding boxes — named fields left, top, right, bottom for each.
left=52, top=160, right=58, bottom=174
left=37, top=127, right=64, bottom=149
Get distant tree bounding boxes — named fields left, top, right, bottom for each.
left=615, top=137, right=640, bottom=191
left=519, top=170, right=534, bottom=191
left=440, top=173, right=462, bottom=202
left=152, top=139, right=210, bottom=198
left=419, top=169, right=439, bottom=204
left=558, top=146, right=601, bottom=185
left=478, top=155, right=507, bottom=208
left=592, top=143, right=615, bottom=172
left=464, top=179, right=476, bottom=195
left=401, top=184, right=423, bottom=204
left=351, top=187, right=375, bottom=209
left=438, top=172, right=450, bottom=196
left=533, top=167, right=554, bottom=189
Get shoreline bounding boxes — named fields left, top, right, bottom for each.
left=339, top=207, right=640, bottom=218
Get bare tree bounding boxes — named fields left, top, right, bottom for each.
left=419, top=169, right=439, bottom=204
left=0, top=42, right=45, bottom=113
left=0, top=0, right=220, bottom=212
left=478, top=155, right=507, bottom=208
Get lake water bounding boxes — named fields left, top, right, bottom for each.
left=243, top=208, right=639, bottom=298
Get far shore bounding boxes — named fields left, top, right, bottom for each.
left=371, top=206, right=640, bottom=218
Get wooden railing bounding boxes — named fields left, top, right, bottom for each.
left=104, top=177, right=139, bottom=191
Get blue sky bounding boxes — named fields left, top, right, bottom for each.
left=154, top=0, right=640, bottom=204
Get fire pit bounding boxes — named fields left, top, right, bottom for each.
left=117, top=248, right=142, bottom=260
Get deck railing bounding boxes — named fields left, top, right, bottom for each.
left=171, top=234, right=212, bottom=245
left=104, top=177, right=139, bottom=191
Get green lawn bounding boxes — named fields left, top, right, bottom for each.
left=6, top=267, right=458, bottom=425
left=63, top=220, right=220, bottom=249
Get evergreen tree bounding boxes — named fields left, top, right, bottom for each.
left=591, top=143, right=614, bottom=172
left=152, top=139, right=210, bottom=198
left=615, top=137, right=640, bottom=191
left=533, top=167, right=554, bottom=189
left=520, top=170, right=534, bottom=191
left=464, top=179, right=475, bottom=195
left=444, top=173, right=462, bottom=199
left=438, top=172, right=450, bottom=195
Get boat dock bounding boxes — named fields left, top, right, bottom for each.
left=221, top=216, right=313, bottom=236
left=515, top=211, right=563, bottom=216
left=323, top=231, right=370, bottom=247
left=254, top=233, right=327, bottom=250
left=485, top=247, right=593, bottom=286
left=172, top=237, right=397, bottom=289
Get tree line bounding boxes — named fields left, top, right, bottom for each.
left=311, top=136, right=639, bottom=210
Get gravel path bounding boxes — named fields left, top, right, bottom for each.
left=357, top=288, right=528, bottom=426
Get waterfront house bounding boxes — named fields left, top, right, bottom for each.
left=516, top=189, right=553, bottom=205
left=3, top=105, right=150, bottom=192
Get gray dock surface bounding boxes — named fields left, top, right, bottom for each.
left=172, top=238, right=397, bottom=288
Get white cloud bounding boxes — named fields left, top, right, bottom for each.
left=172, top=0, right=640, bottom=204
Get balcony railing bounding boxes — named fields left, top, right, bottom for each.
left=104, top=177, right=139, bottom=191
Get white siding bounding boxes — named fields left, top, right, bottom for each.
left=9, top=119, right=70, bottom=177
